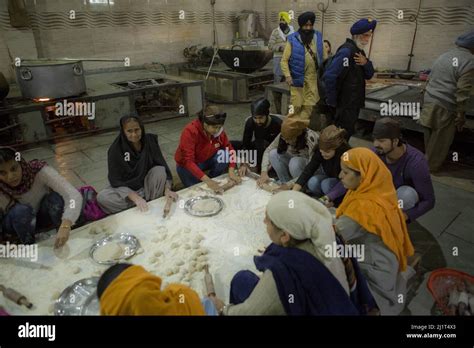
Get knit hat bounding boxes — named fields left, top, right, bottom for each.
left=318, top=125, right=347, bottom=151
left=455, top=29, right=474, bottom=49
left=372, top=117, right=401, bottom=139
left=281, top=117, right=309, bottom=141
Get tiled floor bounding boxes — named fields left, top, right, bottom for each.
left=19, top=102, right=474, bottom=315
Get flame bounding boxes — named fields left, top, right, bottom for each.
left=34, top=98, right=51, bottom=102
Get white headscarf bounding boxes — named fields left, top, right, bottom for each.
left=266, top=191, right=349, bottom=293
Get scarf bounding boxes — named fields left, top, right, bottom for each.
left=336, top=148, right=414, bottom=271
left=254, top=243, right=360, bottom=315
left=266, top=191, right=348, bottom=285
left=0, top=146, right=47, bottom=210
left=100, top=265, right=205, bottom=315
left=107, top=116, right=171, bottom=191
left=318, top=125, right=348, bottom=151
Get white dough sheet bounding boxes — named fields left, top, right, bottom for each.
left=0, top=176, right=272, bottom=315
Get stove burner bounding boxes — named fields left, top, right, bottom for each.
left=113, top=78, right=167, bottom=90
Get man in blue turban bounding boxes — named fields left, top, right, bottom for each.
left=322, top=18, right=377, bottom=140
left=419, top=30, right=474, bottom=172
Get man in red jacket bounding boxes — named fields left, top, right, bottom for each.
left=175, top=105, right=242, bottom=192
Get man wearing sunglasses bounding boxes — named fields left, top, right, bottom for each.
left=175, top=105, right=242, bottom=193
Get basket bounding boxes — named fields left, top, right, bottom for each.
left=427, top=268, right=474, bottom=315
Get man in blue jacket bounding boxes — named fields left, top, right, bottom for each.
left=280, top=11, right=324, bottom=122
left=323, top=18, right=376, bottom=139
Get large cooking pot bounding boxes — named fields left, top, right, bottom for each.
left=0, top=72, right=9, bottom=101
left=15, top=60, right=86, bottom=99
left=218, top=45, right=273, bottom=74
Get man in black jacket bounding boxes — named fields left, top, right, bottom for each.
left=323, top=18, right=377, bottom=139
left=232, top=98, right=282, bottom=174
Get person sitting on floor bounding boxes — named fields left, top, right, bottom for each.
left=293, top=125, right=350, bottom=207
left=98, top=263, right=217, bottom=315
left=209, top=191, right=378, bottom=315
left=257, top=117, right=318, bottom=186
left=335, top=147, right=415, bottom=315
left=175, top=105, right=241, bottom=193
left=97, top=116, right=177, bottom=214
left=372, top=117, right=435, bottom=222
left=232, top=98, right=282, bottom=175
left=0, top=147, right=82, bottom=248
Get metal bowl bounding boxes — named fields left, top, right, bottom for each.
left=396, top=71, right=417, bottom=80
left=90, top=233, right=140, bottom=265
left=218, top=45, right=273, bottom=73
left=54, top=277, right=99, bottom=316
left=185, top=196, right=224, bottom=217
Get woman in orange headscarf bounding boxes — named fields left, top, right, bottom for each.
left=335, top=147, right=415, bottom=315
left=99, top=264, right=209, bottom=316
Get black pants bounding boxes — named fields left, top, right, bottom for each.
left=327, top=107, right=361, bottom=140
left=231, top=139, right=269, bottom=173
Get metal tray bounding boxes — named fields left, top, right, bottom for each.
left=90, top=233, right=140, bottom=265
left=54, top=277, right=99, bottom=316
left=184, top=196, right=224, bottom=217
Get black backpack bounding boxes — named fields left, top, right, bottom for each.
left=317, top=42, right=358, bottom=110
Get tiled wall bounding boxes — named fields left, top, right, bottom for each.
left=0, top=0, right=255, bottom=81
left=263, top=0, right=473, bottom=71
left=0, top=0, right=473, bottom=83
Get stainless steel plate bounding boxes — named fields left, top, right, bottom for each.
left=90, top=233, right=140, bottom=265
left=54, top=277, right=99, bottom=316
left=185, top=196, right=224, bottom=217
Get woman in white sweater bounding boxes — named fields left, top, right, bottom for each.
left=0, top=147, right=82, bottom=248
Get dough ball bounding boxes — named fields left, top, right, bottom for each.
left=176, top=260, right=184, bottom=266
left=72, top=266, right=81, bottom=274
left=166, top=268, right=174, bottom=276
left=183, top=227, right=191, bottom=234
left=152, top=237, right=160, bottom=243
left=196, top=263, right=205, bottom=271
left=197, top=255, right=208, bottom=263
left=172, top=266, right=179, bottom=274
left=94, top=243, right=124, bottom=262
left=192, top=243, right=200, bottom=249
left=193, top=248, right=207, bottom=258
left=181, top=281, right=190, bottom=286
left=89, top=226, right=98, bottom=235
left=53, top=244, right=70, bottom=259
left=183, top=244, right=191, bottom=250
left=94, top=270, right=102, bottom=276
left=171, top=242, right=179, bottom=249
left=136, top=247, right=144, bottom=255
left=149, top=257, right=158, bottom=264
left=154, top=251, right=163, bottom=257
left=193, top=235, right=204, bottom=243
